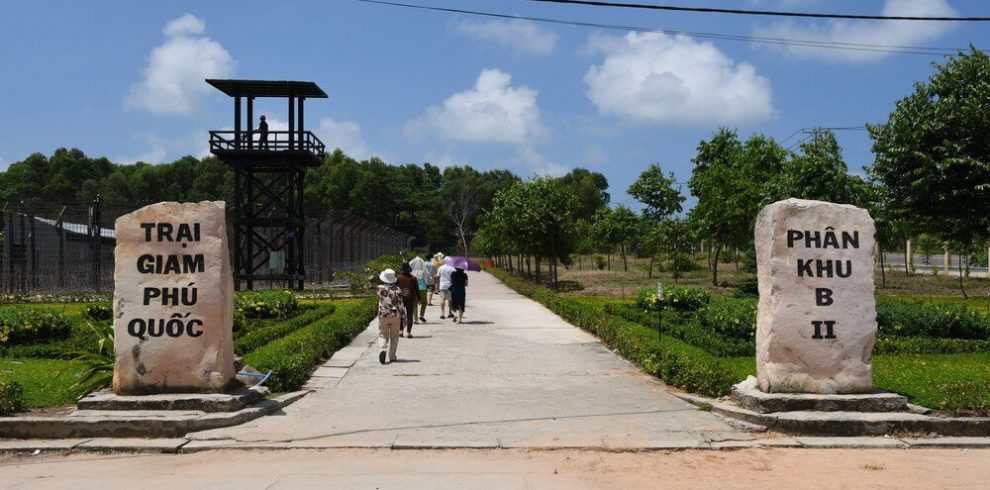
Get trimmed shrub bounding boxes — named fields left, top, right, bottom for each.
left=697, top=297, right=758, bottom=341
left=635, top=285, right=711, bottom=312
left=874, top=336, right=990, bottom=355
left=732, top=277, right=759, bottom=298
left=235, top=303, right=336, bottom=355
left=606, top=304, right=754, bottom=357
left=234, top=290, right=299, bottom=319
left=243, top=299, right=376, bottom=392
left=0, top=306, right=74, bottom=346
left=84, top=303, right=113, bottom=321
left=876, top=298, right=990, bottom=340
left=0, top=379, right=25, bottom=415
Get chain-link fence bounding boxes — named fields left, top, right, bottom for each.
left=0, top=199, right=411, bottom=293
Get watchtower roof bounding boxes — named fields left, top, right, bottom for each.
left=206, top=79, right=328, bottom=99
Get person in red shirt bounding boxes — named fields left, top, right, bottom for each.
left=395, top=262, right=420, bottom=338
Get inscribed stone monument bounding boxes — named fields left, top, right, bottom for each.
left=755, top=199, right=876, bottom=394
left=112, top=201, right=235, bottom=395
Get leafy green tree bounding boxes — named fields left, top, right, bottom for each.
left=868, top=48, right=990, bottom=297
left=557, top=168, right=610, bottom=221
left=627, top=163, right=684, bottom=223
left=772, top=129, right=868, bottom=206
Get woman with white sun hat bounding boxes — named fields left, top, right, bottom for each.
left=376, top=268, right=405, bottom=364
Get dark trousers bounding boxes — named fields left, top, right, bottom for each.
left=404, top=303, right=415, bottom=333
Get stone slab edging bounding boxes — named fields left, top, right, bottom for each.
left=0, top=390, right=309, bottom=439
left=2, top=434, right=990, bottom=454
left=676, top=392, right=990, bottom=437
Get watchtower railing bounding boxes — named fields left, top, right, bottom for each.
left=209, top=130, right=326, bottom=158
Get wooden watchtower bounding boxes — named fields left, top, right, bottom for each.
left=206, top=79, right=328, bottom=290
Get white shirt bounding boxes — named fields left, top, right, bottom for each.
left=438, top=264, right=455, bottom=289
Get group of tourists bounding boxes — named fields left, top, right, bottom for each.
left=375, top=252, right=470, bottom=365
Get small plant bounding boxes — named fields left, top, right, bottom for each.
left=234, top=290, right=299, bottom=319
left=732, top=278, right=759, bottom=298
left=932, top=266, right=939, bottom=276
left=61, top=322, right=115, bottom=399
left=0, top=306, right=74, bottom=346
left=84, top=302, right=113, bottom=321
left=635, top=285, right=711, bottom=312
left=593, top=255, right=607, bottom=270
left=0, top=379, right=24, bottom=415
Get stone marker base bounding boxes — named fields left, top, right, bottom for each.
left=78, top=386, right=265, bottom=413
left=0, top=386, right=308, bottom=439
left=731, top=377, right=908, bottom=414
left=675, top=377, right=990, bottom=437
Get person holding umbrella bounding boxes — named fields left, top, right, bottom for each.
left=449, top=266, right=468, bottom=323
left=447, top=256, right=481, bottom=323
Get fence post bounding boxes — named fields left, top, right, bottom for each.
left=56, top=206, right=66, bottom=289
left=89, top=196, right=102, bottom=292
left=28, top=209, right=37, bottom=291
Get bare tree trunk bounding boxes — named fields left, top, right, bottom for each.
left=711, top=243, right=722, bottom=287
left=607, top=250, right=611, bottom=270
left=959, top=257, right=969, bottom=299
left=648, top=255, right=655, bottom=279
left=536, top=257, right=542, bottom=284
left=621, top=244, right=628, bottom=272
left=879, top=245, right=887, bottom=288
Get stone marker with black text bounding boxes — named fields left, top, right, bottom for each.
left=755, top=198, right=876, bottom=394
left=112, top=201, right=235, bottom=395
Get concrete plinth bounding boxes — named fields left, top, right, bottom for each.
left=732, top=377, right=907, bottom=414
left=77, top=386, right=266, bottom=413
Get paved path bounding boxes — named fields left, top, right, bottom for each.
left=188, top=271, right=748, bottom=449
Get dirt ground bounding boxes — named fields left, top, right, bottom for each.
left=0, top=448, right=986, bottom=489
left=555, top=254, right=990, bottom=299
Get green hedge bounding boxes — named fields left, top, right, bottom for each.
left=876, top=298, right=990, bottom=340
left=0, top=306, right=74, bottom=346
left=606, top=303, right=754, bottom=358
left=234, top=290, right=300, bottom=319
left=0, top=379, right=25, bottom=415
left=490, top=268, right=738, bottom=397
left=874, top=336, right=990, bottom=355
left=243, top=298, right=376, bottom=392
left=234, top=303, right=336, bottom=355
left=697, top=297, right=758, bottom=342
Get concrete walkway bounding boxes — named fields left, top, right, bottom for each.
left=187, top=271, right=748, bottom=449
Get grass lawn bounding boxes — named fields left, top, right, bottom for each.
left=1, top=297, right=358, bottom=411
left=558, top=286, right=990, bottom=414
left=1, top=358, right=82, bottom=408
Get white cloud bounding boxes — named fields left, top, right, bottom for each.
left=455, top=19, right=558, bottom=56
left=515, top=147, right=569, bottom=177
left=125, top=14, right=235, bottom=115
left=117, top=134, right=167, bottom=164
left=584, top=32, right=775, bottom=126
left=316, top=117, right=373, bottom=160
left=162, top=13, right=205, bottom=37
left=407, top=68, right=544, bottom=145
left=753, top=0, right=958, bottom=62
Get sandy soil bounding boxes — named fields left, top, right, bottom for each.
left=1, top=448, right=986, bottom=489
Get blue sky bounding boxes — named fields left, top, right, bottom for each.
left=2, top=0, right=988, bottom=208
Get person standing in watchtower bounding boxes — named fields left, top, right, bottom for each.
left=258, top=115, right=270, bottom=149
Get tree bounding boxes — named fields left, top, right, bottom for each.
left=773, top=129, right=868, bottom=206
left=481, top=178, right=578, bottom=286
left=689, top=129, right=790, bottom=285
left=627, top=163, right=684, bottom=223
left=557, top=168, right=610, bottom=221
left=593, top=205, right=640, bottom=271
left=868, top=47, right=990, bottom=297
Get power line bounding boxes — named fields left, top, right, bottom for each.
left=349, top=0, right=972, bottom=56
left=522, top=0, right=990, bottom=22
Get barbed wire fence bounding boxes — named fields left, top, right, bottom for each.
left=0, top=198, right=411, bottom=293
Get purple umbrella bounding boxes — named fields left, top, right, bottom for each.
left=449, top=256, right=482, bottom=272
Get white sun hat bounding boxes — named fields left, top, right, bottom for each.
left=379, top=268, right=397, bottom=284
